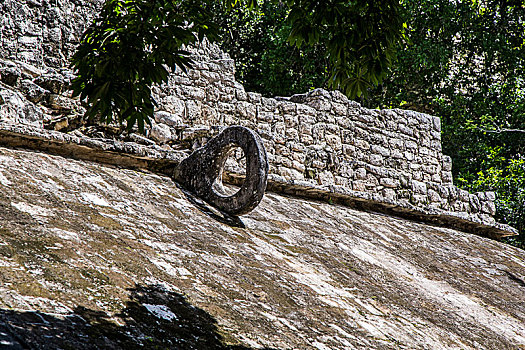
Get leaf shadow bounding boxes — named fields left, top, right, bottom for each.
left=0, top=284, right=274, bottom=349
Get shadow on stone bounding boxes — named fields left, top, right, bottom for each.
left=177, top=184, right=246, bottom=229
left=0, top=284, right=273, bottom=349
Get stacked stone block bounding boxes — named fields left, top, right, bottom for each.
left=0, top=0, right=501, bottom=230
left=153, top=43, right=496, bottom=223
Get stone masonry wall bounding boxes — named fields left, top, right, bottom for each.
left=0, top=0, right=507, bottom=233
left=152, top=43, right=498, bottom=226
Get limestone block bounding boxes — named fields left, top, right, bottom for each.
left=150, top=123, right=172, bottom=144
left=287, top=141, right=305, bottom=153
left=284, top=114, right=299, bottom=128
left=442, top=155, right=453, bottom=171
left=330, top=89, right=348, bottom=103
left=433, top=116, right=441, bottom=131
left=20, top=79, right=49, bottom=104
left=218, top=102, right=235, bottom=114
left=307, top=98, right=331, bottom=112
left=47, top=94, right=76, bottom=111
left=274, top=143, right=291, bottom=157
left=485, top=191, right=496, bottom=201
left=432, top=173, right=442, bottom=183
left=300, top=134, right=313, bottom=145
left=352, top=180, right=367, bottom=191
left=219, top=113, right=239, bottom=125
left=185, top=100, right=202, bottom=120
left=389, top=138, right=404, bottom=149
left=458, top=189, right=470, bottom=202
left=410, top=194, right=428, bottom=205
left=181, top=86, right=205, bottom=101
left=171, top=74, right=191, bottom=85
left=428, top=189, right=441, bottom=203
left=201, top=105, right=219, bottom=124
left=154, top=111, right=183, bottom=127
left=371, top=145, right=391, bottom=157
left=365, top=174, right=379, bottom=186
left=187, top=68, right=201, bottom=80
left=391, top=149, right=404, bottom=159
left=380, top=177, right=400, bottom=188
left=382, top=188, right=396, bottom=200
left=481, top=200, right=497, bottom=216
left=298, top=123, right=313, bottom=137
left=236, top=88, right=247, bottom=101
left=296, top=104, right=317, bottom=116
left=292, top=160, right=306, bottom=173
left=342, top=144, right=356, bottom=157
left=422, top=164, right=439, bottom=175
left=336, top=116, right=352, bottom=129
left=308, top=88, right=332, bottom=99
left=203, top=85, right=220, bottom=101
left=256, top=123, right=272, bottom=139
left=333, top=176, right=348, bottom=187
left=398, top=123, right=414, bottom=136
left=469, top=194, right=481, bottom=212
left=312, top=124, right=325, bottom=142
left=411, top=180, right=427, bottom=194
left=431, top=139, right=442, bottom=151
left=273, top=121, right=286, bottom=136
left=442, top=171, right=453, bottom=184
left=279, top=101, right=296, bottom=114
left=257, top=110, right=274, bottom=123
left=412, top=170, right=423, bottom=181
left=369, top=154, right=383, bottom=166
left=217, top=58, right=235, bottom=73
left=355, top=139, right=370, bottom=151
left=247, top=92, right=262, bottom=103
left=405, top=140, right=418, bottom=150
left=236, top=101, right=256, bottom=121
left=325, top=133, right=342, bottom=149
left=332, top=102, right=347, bottom=116
left=318, top=170, right=335, bottom=185
left=404, top=151, right=415, bottom=161
left=355, top=152, right=370, bottom=163
left=201, top=70, right=221, bottom=84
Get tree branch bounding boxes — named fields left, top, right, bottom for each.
left=480, top=128, right=525, bottom=134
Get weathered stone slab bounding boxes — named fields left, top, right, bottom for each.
left=0, top=146, right=524, bottom=349
left=0, top=122, right=516, bottom=238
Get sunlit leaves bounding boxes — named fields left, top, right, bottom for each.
left=286, top=0, right=404, bottom=97
left=71, top=0, right=219, bottom=132
left=72, top=0, right=406, bottom=130
left=365, top=0, right=525, bottom=246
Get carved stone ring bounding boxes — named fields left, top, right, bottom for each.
left=173, top=126, right=269, bottom=216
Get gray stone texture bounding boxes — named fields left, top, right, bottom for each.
left=0, top=146, right=524, bottom=349
left=0, top=0, right=514, bottom=235
left=173, top=126, right=268, bottom=216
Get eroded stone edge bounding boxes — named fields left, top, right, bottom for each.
left=0, top=122, right=517, bottom=238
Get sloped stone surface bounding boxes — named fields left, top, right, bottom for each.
left=0, top=146, right=524, bottom=349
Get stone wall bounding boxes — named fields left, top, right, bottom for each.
left=153, top=43, right=498, bottom=226
left=0, top=0, right=104, bottom=68
left=0, top=0, right=512, bottom=234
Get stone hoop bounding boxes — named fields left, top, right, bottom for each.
left=173, top=126, right=268, bottom=216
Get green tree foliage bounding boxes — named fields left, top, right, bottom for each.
left=70, top=0, right=219, bottom=133
left=71, top=0, right=405, bottom=131
left=217, top=0, right=525, bottom=247
left=209, top=2, right=329, bottom=96
left=212, top=0, right=405, bottom=97
left=366, top=0, right=525, bottom=246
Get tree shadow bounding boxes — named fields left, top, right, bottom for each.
left=0, top=285, right=273, bottom=349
